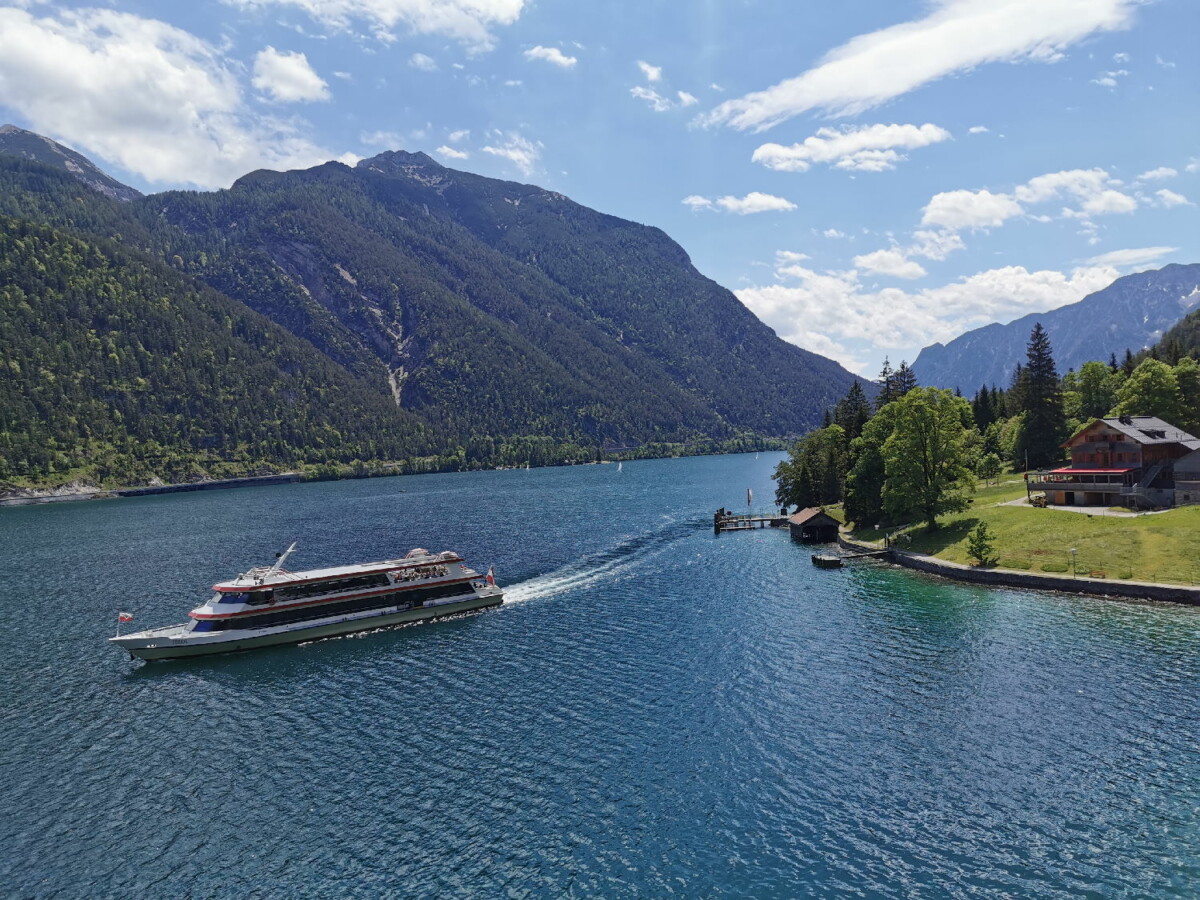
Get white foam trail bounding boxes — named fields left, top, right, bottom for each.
left=501, top=520, right=687, bottom=606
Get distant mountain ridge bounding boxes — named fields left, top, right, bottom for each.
left=0, top=125, right=141, bottom=202
left=0, top=132, right=868, bottom=484
left=912, top=264, right=1200, bottom=392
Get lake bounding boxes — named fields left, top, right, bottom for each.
left=1, top=452, right=1197, bottom=897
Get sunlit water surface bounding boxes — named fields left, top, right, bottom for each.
left=1, top=453, right=1197, bottom=897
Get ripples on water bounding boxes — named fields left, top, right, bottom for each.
left=0, top=454, right=1197, bottom=897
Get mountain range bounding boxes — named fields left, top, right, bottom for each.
left=912, top=264, right=1200, bottom=392
left=0, top=126, right=865, bottom=485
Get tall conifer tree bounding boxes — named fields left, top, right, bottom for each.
left=893, top=361, right=918, bottom=397
left=834, top=381, right=872, bottom=442
left=876, top=358, right=896, bottom=410
left=1014, top=323, right=1067, bottom=469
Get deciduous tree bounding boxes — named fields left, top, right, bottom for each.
left=881, top=387, right=976, bottom=530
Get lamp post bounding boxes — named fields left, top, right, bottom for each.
left=1069, top=548, right=1077, bottom=579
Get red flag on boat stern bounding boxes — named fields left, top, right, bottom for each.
left=485, top=567, right=495, bottom=586
left=118, top=612, right=134, bottom=623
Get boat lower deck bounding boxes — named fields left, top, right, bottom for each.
left=113, top=588, right=503, bottom=661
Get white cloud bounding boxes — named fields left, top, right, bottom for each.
left=361, top=130, right=404, bottom=147
left=409, top=52, right=437, bottom=71
left=1085, top=246, right=1177, bottom=267
left=1113, top=51, right=1130, bottom=62
left=968, top=125, right=989, bottom=134
left=252, top=46, right=329, bottom=102
left=481, top=131, right=541, bottom=175
left=701, top=0, right=1139, bottom=130
left=631, top=84, right=672, bottom=112
left=1137, top=166, right=1177, bottom=181
left=637, top=60, right=662, bottom=82
left=1016, top=168, right=1137, bottom=217
left=921, top=189, right=1023, bottom=229
left=772, top=252, right=811, bottom=273
left=1015, top=168, right=1107, bottom=204
left=753, top=122, right=950, bottom=173
left=921, top=167, right=1139, bottom=232
left=850, top=228, right=963, bottom=281
left=718, top=193, right=796, bottom=214
left=909, top=229, right=965, bottom=260
left=436, top=144, right=469, bottom=160
left=222, top=0, right=527, bottom=51
left=1090, top=68, right=1128, bottom=88
left=447, top=129, right=470, bottom=142
left=677, top=90, right=698, bottom=107
left=524, top=45, right=576, bottom=68
left=0, top=7, right=345, bottom=188
left=683, top=192, right=796, bottom=214
left=1154, top=189, right=1191, bottom=208
left=823, top=228, right=846, bottom=238
left=1079, top=190, right=1137, bottom=215
left=736, top=263, right=1119, bottom=373
left=854, top=249, right=927, bottom=279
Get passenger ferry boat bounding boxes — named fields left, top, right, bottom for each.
left=110, top=544, right=502, bottom=661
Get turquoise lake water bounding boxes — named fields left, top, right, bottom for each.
left=1, top=452, right=1197, bottom=897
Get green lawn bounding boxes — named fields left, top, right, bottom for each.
left=849, top=477, right=1200, bottom=586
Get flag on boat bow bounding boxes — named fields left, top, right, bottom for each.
left=485, top=566, right=495, bottom=586
left=118, top=612, right=134, bottom=623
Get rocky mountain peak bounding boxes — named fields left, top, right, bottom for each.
left=356, top=150, right=443, bottom=175
left=0, top=125, right=141, bottom=202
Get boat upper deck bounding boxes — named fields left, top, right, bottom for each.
left=215, top=550, right=464, bottom=591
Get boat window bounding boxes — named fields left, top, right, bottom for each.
left=225, top=580, right=470, bottom=629
left=275, top=573, right=390, bottom=602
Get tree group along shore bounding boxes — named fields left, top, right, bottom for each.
left=775, top=323, right=1200, bottom=584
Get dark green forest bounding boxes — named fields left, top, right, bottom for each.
left=0, top=217, right=437, bottom=483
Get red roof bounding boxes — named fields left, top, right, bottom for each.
left=1047, top=467, right=1135, bottom=474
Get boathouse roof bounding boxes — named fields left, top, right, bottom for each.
left=787, top=507, right=839, bottom=527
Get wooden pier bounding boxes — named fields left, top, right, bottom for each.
left=714, top=508, right=788, bottom=532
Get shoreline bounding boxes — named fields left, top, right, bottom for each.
left=0, top=473, right=301, bottom=507
left=837, top=533, right=1200, bottom=606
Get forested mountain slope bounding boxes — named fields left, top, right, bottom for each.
left=1150, top=303, right=1200, bottom=362
left=0, top=125, right=140, bottom=202
left=0, top=217, right=434, bottom=483
left=0, top=138, right=868, bottom=484
left=912, top=264, right=1200, bottom=392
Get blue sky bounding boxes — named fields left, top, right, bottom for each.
left=0, top=0, right=1196, bottom=375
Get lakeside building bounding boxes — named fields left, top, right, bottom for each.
left=788, top=508, right=841, bottom=542
left=1028, top=415, right=1200, bottom=509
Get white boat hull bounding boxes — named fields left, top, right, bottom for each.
left=111, top=587, right=503, bottom=661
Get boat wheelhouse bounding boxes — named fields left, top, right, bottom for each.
left=111, top=545, right=502, bottom=661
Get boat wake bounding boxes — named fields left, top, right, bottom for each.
left=502, top=517, right=701, bottom=605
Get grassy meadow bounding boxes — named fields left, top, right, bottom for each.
left=845, top=476, right=1200, bottom=586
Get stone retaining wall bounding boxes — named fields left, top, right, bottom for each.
left=837, top=533, right=1200, bottom=605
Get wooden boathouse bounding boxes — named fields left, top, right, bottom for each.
left=787, top=508, right=840, bottom=543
